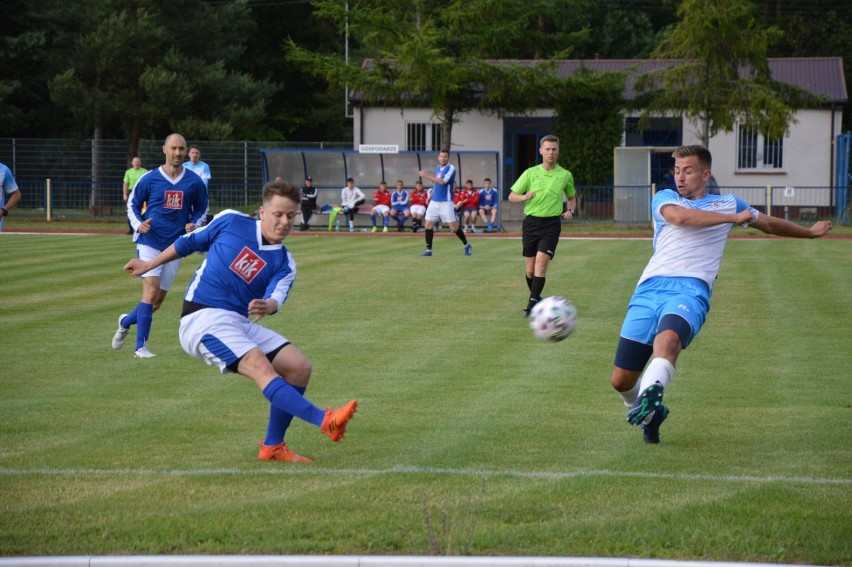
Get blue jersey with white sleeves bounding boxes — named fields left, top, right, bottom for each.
left=128, top=166, right=208, bottom=251
left=640, top=189, right=760, bottom=290
left=430, top=163, right=456, bottom=202
left=173, top=210, right=296, bottom=318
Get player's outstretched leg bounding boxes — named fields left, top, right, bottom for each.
left=263, top=377, right=357, bottom=442
left=627, top=381, right=665, bottom=426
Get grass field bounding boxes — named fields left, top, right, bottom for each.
left=0, top=231, right=850, bottom=563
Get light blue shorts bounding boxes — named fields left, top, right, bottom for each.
left=619, top=276, right=710, bottom=348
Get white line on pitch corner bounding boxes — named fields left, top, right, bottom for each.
left=0, top=466, right=848, bottom=486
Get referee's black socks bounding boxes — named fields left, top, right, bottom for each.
left=527, top=277, right=546, bottom=312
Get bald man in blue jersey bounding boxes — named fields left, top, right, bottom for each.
left=112, top=133, right=208, bottom=358
left=124, top=180, right=357, bottom=462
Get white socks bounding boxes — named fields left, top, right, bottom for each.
left=619, top=358, right=676, bottom=407
left=639, top=357, right=675, bottom=393
left=619, top=382, right=641, bottom=407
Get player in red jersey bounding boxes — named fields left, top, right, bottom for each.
left=371, top=181, right=392, bottom=232
left=409, top=180, right=428, bottom=233
left=458, top=179, right=480, bottom=233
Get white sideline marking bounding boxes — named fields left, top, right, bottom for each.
left=0, top=465, right=847, bottom=485
left=0, top=555, right=828, bottom=567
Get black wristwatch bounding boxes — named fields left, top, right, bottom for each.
left=0, top=207, right=8, bottom=217
left=567, top=209, right=575, bottom=216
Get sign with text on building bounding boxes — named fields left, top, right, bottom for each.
left=358, top=144, right=399, bottom=154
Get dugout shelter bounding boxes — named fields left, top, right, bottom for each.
left=260, top=149, right=502, bottom=229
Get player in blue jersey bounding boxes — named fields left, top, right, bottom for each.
left=610, top=145, right=833, bottom=444
left=390, top=180, right=410, bottom=231
left=112, top=133, right=209, bottom=359
left=417, top=149, right=471, bottom=257
left=478, top=178, right=499, bottom=233
left=0, top=162, right=22, bottom=233
left=123, top=180, right=357, bottom=462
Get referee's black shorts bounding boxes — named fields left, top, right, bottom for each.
left=522, top=216, right=562, bottom=258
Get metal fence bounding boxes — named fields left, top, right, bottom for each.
left=1, top=138, right=846, bottom=224
left=0, top=137, right=351, bottom=215
left=10, top=180, right=841, bottom=225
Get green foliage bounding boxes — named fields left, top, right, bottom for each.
left=553, top=69, right=626, bottom=185
left=0, top=234, right=849, bottom=561
left=2, top=0, right=850, bottom=144
left=45, top=0, right=277, bottom=151
left=766, top=0, right=852, bottom=132
left=288, top=0, right=587, bottom=149
left=634, top=0, right=817, bottom=146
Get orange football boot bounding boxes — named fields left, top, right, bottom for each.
left=320, top=400, right=358, bottom=442
left=258, top=441, right=312, bottom=463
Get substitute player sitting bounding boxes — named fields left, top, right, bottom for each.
left=370, top=181, right=392, bottom=232
left=409, top=180, right=428, bottom=233
left=478, top=177, right=499, bottom=233
left=390, top=179, right=410, bottom=231
left=124, top=179, right=357, bottom=462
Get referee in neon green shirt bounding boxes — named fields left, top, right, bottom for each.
left=508, top=135, right=577, bottom=317
left=123, top=156, right=148, bottom=234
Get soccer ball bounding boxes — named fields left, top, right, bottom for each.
left=529, top=296, right=578, bottom=342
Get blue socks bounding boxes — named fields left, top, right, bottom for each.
left=262, top=377, right=325, bottom=429
left=121, top=307, right=139, bottom=329
left=264, top=384, right=306, bottom=445
left=135, top=302, right=154, bottom=350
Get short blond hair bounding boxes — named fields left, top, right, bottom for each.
left=673, top=145, right=712, bottom=169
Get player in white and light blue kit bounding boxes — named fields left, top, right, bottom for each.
left=610, top=145, right=833, bottom=444
left=124, top=180, right=357, bottom=462
left=0, top=162, right=22, bottom=232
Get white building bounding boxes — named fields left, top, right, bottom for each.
left=351, top=57, right=847, bottom=193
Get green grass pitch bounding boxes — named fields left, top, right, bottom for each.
left=0, top=232, right=849, bottom=562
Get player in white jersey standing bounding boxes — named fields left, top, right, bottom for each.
left=123, top=180, right=357, bottom=462
left=610, top=145, right=833, bottom=444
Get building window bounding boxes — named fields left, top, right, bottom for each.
left=737, top=126, right=783, bottom=169
left=406, top=123, right=442, bottom=151
left=624, top=117, right=682, bottom=147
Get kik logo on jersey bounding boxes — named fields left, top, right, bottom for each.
left=164, top=190, right=184, bottom=209
left=230, top=247, right=267, bottom=284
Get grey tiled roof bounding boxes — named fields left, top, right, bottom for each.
left=556, top=57, right=847, bottom=103
left=357, top=57, right=847, bottom=104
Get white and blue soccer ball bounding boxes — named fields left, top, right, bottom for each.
left=529, top=295, right=578, bottom=342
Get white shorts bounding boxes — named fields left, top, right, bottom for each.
left=179, top=308, right=290, bottom=374
left=136, top=244, right=182, bottom=291
left=425, top=201, right=457, bottom=223
left=372, top=204, right=390, bottom=215
left=410, top=205, right=426, bottom=216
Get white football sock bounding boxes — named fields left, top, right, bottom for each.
left=619, top=381, right=641, bottom=407
left=639, top=357, right=675, bottom=393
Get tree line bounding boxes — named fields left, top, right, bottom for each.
left=1, top=0, right=849, bottom=178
